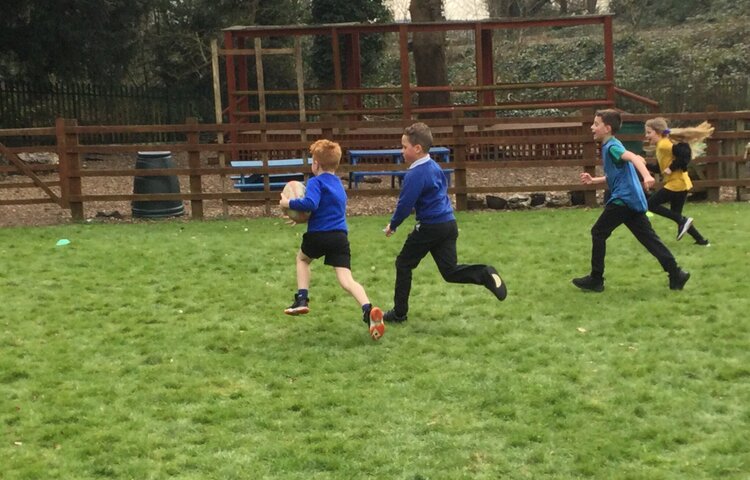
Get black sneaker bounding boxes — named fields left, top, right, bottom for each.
left=484, top=266, right=507, bottom=301
left=383, top=309, right=407, bottom=324
left=572, top=275, right=604, bottom=292
left=669, top=269, right=690, bottom=290
left=284, top=294, right=309, bottom=315
left=677, top=217, right=693, bottom=241
left=695, top=238, right=710, bottom=246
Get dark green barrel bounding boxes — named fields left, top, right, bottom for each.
left=132, top=151, right=185, bottom=218
left=619, top=121, right=646, bottom=155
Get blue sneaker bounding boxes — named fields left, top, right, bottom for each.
left=284, top=294, right=309, bottom=315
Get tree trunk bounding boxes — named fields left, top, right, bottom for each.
left=586, top=0, right=597, bottom=14
left=511, top=0, right=522, bottom=16
left=248, top=0, right=259, bottom=23
left=487, top=0, right=523, bottom=17
left=525, top=0, right=549, bottom=16
left=558, top=0, right=568, bottom=14
left=409, top=0, right=450, bottom=118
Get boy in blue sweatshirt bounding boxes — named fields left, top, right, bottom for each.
left=572, top=109, right=690, bottom=292
left=382, top=122, right=507, bottom=323
left=280, top=139, right=385, bottom=340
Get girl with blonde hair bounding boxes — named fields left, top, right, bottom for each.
left=644, top=117, right=713, bottom=245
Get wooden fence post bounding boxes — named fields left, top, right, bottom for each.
left=580, top=109, right=598, bottom=207
left=55, top=118, right=70, bottom=209
left=705, top=105, right=720, bottom=202
left=452, top=122, right=468, bottom=211
left=186, top=117, right=203, bottom=220
left=734, top=118, right=746, bottom=201
left=210, top=39, right=229, bottom=216
left=62, top=118, right=84, bottom=220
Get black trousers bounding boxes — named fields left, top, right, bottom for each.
left=648, top=187, right=707, bottom=242
left=393, top=220, right=489, bottom=316
left=590, top=203, right=678, bottom=279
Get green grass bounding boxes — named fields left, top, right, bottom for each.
left=1, top=203, right=749, bottom=479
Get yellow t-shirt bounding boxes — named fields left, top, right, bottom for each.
left=656, top=137, right=692, bottom=191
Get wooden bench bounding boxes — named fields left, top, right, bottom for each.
left=230, top=158, right=311, bottom=192
left=348, top=147, right=452, bottom=188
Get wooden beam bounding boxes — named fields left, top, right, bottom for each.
left=0, top=141, right=62, bottom=206
left=254, top=37, right=267, bottom=123
left=478, top=26, right=495, bottom=118
left=218, top=48, right=294, bottom=56
left=331, top=28, right=343, bottom=115
left=603, top=16, right=615, bottom=106
left=399, top=25, right=411, bottom=119
left=211, top=39, right=229, bottom=215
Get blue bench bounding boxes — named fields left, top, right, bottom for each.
left=348, top=147, right=452, bottom=188
left=231, top=158, right=311, bottom=192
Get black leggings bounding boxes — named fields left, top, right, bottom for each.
left=648, top=188, right=707, bottom=242
left=648, top=188, right=688, bottom=224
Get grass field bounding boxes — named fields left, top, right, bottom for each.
left=1, top=203, right=749, bottom=479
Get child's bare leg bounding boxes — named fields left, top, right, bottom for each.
left=296, top=250, right=312, bottom=290
left=334, top=267, right=369, bottom=306
left=336, top=267, right=385, bottom=340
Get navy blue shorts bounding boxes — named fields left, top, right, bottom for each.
left=300, top=230, right=351, bottom=269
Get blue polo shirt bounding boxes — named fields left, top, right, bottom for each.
left=289, top=172, right=348, bottom=232
left=389, top=155, right=455, bottom=230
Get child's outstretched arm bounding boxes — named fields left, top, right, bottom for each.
left=580, top=172, right=606, bottom=185
left=622, top=151, right=655, bottom=189
left=384, top=175, right=421, bottom=236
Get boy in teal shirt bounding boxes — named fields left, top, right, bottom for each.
left=573, top=109, right=690, bottom=292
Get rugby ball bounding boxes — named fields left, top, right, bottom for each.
left=282, top=180, right=310, bottom=223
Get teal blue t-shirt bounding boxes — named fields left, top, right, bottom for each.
left=601, top=137, right=648, bottom=212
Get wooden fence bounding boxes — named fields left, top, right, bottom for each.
left=1, top=110, right=749, bottom=222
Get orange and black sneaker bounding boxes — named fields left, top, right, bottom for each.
left=284, top=294, right=309, bottom=315
left=367, top=306, right=385, bottom=341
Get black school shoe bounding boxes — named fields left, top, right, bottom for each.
left=484, top=266, right=508, bottom=301
left=669, top=269, right=691, bottom=290
left=572, top=275, right=605, bottom=292
left=383, top=309, right=407, bottom=324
